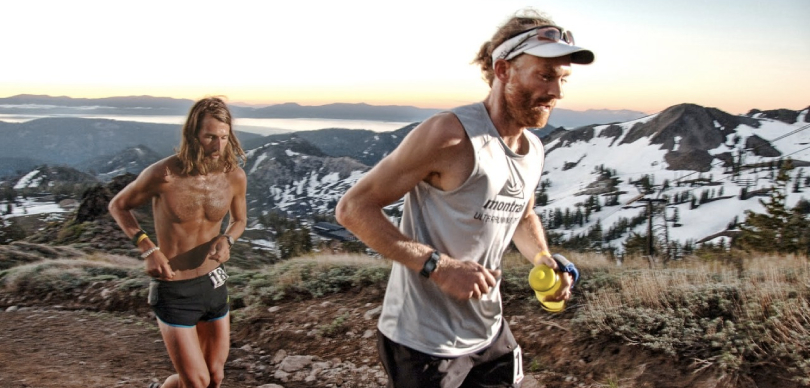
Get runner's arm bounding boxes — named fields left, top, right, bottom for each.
left=336, top=114, right=499, bottom=300
left=108, top=163, right=163, bottom=244
left=512, top=195, right=556, bottom=267
left=108, top=161, right=175, bottom=279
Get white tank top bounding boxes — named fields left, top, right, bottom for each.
left=377, top=102, right=545, bottom=356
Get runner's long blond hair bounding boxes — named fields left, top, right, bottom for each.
left=176, top=97, right=246, bottom=175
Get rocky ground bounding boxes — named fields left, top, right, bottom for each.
left=3, top=279, right=787, bottom=388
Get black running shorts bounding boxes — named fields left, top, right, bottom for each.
left=377, top=321, right=524, bottom=388
left=147, top=267, right=229, bottom=328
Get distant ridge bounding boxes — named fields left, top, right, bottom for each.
left=0, top=117, right=263, bottom=168
left=0, top=94, right=647, bottom=128
left=0, top=94, right=439, bottom=122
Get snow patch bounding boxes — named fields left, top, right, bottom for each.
left=13, top=170, right=42, bottom=189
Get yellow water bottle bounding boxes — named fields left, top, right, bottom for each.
left=528, top=264, right=565, bottom=312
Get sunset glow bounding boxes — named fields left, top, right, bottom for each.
left=2, top=0, right=808, bottom=115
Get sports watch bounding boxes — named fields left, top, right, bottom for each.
left=420, top=250, right=441, bottom=278
left=223, top=234, right=235, bottom=247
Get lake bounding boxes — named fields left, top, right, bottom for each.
left=0, top=114, right=414, bottom=136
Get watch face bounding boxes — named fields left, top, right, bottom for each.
left=425, top=259, right=437, bottom=272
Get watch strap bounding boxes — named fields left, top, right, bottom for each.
left=420, top=250, right=441, bottom=278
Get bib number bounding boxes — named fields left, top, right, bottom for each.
left=513, top=345, right=524, bottom=384
left=208, top=267, right=229, bottom=288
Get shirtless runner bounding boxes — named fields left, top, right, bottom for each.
left=109, top=97, right=247, bottom=388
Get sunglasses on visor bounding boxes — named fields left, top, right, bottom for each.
left=497, top=25, right=576, bottom=60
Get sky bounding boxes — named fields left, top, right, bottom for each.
left=2, top=0, right=809, bottom=115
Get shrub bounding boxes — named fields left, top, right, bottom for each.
left=573, top=254, right=810, bottom=383
left=236, top=254, right=391, bottom=304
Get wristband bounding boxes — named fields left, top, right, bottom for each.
left=132, top=230, right=147, bottom=246
left=141, top=246, right=160, bottom=259
left=551, top=253, right=580, bottom=289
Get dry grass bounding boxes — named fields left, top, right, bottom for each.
left=571, top=252, right=810, bottom=384
left=227, top=253, right=391, bottom=303
left=1, top=257, right=142, bottom=294
left=583, top=254, right=808, bottom=309
left=503, top=249, right=809, bottom=383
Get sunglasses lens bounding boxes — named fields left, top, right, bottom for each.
left=538, top=28, right=561, bottom=41
left=534, top=26, right=574, bottom=45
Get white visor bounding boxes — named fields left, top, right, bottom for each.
left=491, top=28, right=594, bottom=65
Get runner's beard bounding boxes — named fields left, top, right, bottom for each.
left=202, top=156, right=223, bottom=173
left=503, top=82, right=552, bottom=129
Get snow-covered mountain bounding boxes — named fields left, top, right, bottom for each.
left=230, top=102, right=810, bottom=253
left=5, top=165, right=97, bottom=191
left=539, top=103, right=810, bottom=252
left=4, top=101, right=808, bottom=255
left=243, top=136, right=369, bottom=218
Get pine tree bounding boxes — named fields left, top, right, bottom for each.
left=738, top=160, right=810, bottom=254
left=700, top=190, right=709, bottom=204
left=564, top=208, right=572, bottom=229
left=535, top=190, right=548, bottom=206
left=553, top=208, right=563, bottom=229
left=588, top=219, right=603, bottom=243
left=793, top=168, right=804, bottom=193
left=623, top=232, right=648, bottom=256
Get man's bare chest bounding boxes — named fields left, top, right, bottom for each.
left=159, top=177, right=232, bottom=222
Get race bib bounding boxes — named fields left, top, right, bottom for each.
left=208, top=267, right=229, bottom=288
left=513, top=345, right=524, bottom=384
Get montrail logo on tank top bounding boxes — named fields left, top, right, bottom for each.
left=474, top=158, right=527, bottom=224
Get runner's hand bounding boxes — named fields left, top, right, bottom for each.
left=145, top=252, right=174, bottom=280
left=430, top=256, right=501, bottom=300
left=208, top=235, right=231, bottom=263
left=545, top=272, right=573, bottom=302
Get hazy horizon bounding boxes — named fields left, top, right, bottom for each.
left=0, top=112, right=414, bottom=136
left=2, top=1, right=808, bottom=116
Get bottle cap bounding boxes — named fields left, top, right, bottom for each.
left=528, top=265, right=558, bottom=293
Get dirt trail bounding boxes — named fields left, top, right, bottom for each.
left=0, top=308, right=255, bottom=388
left=2, top=292, right=793, bottom=388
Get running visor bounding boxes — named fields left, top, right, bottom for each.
left=491, top=25, right=594, bottom=65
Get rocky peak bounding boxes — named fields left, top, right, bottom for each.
left=622, top=104, right=756, bottom=150
left=74, top=174, right=135, bottom=223
left=746, top=108, right=805, bottom=125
